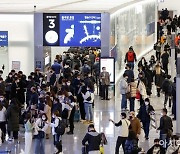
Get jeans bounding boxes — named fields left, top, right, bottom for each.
left=121, top=94, right=127, bottom=110
left=53, top=134, right=61, bottom=145
left=142, top=121, right=150, bottom=138
left=127, top=62, right=134, bottom=70
left=34, top=138, right=45, bottom=154
left=115, top=136, right=127, bottom=154
left=160, top=133, right=170, bottom=149
left=129, top=97, right=135, bottom=111
left=84, top=103, right=93, bottom=121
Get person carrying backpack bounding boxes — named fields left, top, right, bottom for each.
left=50, top=110, right=65, bottom=150
left=82, top=124, right=101, bottom=154
left=124, top=46, right=137, bottom=70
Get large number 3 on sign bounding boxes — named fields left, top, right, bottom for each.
left=49, top=19, right=55, bottom=28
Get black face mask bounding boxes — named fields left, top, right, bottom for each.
left=129, top=116, right=133, bottom=119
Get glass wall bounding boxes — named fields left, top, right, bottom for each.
left=110, top=0, right=157, bottom=82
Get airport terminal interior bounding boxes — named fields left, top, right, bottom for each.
left=0, top=0, right=180, bottom=154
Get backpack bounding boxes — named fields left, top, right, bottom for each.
left=127, top=52, right=134, bottom=62
left=82, top=66, right=90, bottom=74
left=55, top=118, right=66, bottom=135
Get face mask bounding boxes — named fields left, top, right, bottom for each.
left=52, top=115, right=55, bottom=118
left=67, top=83, right=71, bottom=86
left=38, top=89, right=41, bottom=92
left=161, top=113, right=163, bottom=116
left=0, top=97, right=4, bottom=101
left=129, top=116, right=133, bottom=119
left=9, top=75, right=12, bottom=78
left=88, top=74, right=91, bottom=77
left=77, top=78, right=80, bottom=80
left=42, top=118, right=46, bottom=121
left=103, top=70, right=106, bottom=72
left=145, top=101, right=149, bottom=106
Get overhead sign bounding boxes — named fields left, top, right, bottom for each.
left=0, top=31, right=8, bottom=46
left=100, top=57, right=115, bottom=83
left=43, top=13, right=60, bottom=46
left=59, top=13, right=101, bottom=47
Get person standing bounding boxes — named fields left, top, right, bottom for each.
left=157, top=108, right=173, bottom=149
left=124, top=64, right=134, bottom=83
left=129, top=112, right=141, bottom=142
left=99, top=67, right=110, bottom=100
left=6, top=98, right=20, bottom=140
left=24, top=113, right=34, bottom=154
left=109, top=113, right=130, bottom=154
left=120, top=73, right=128, bottom=111
left=124, top=46, right=137, bottom=70
left=51, top=59, right=62, bottom=80
left=137, top=98, right=154, bottom=140
left=0, top=103, right=6, bottom=143
left=82, top=124, right=101, bottom=154
left=34, top=113, right=49, bottom=154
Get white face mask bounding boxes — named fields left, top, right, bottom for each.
left=52, top=115, right=55, bottom=118
left=67, top=82, right=71, bottom=86
left=0, top=97, right=4, bottom=101
left=145, top=102, right=149, bottom=106
left=42, top=117, right=46, bottom=121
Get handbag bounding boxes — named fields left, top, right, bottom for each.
left=126, top=92, right=131, bottom=99
left=82, top=144, right=88, bottom=154
left=136, top=91, right=141, bottom=100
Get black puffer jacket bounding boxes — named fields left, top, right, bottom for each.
left=6, top=103, right=20, bottom=131
left=82, top=130, right=101, bottom=152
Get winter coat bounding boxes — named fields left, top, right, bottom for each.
left=6, top=103, right=20, bottom=131
left=137, top=104, right=154, bottom=123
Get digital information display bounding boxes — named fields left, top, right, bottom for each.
left=100, top=57, right=115, bottom=84
left=0, top=31, right=8, bottom=46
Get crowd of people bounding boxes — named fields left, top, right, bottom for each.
left=0, top=47, right=106, bottom=154
left=0, top=8, right=180, bottom=154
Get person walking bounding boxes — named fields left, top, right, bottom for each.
left=24, top=113, right=34, bottom=154
left=0, top=103, right=6, bottom=143
left=82, top=124, right=101, bottom=154
left=129, top=112, right=141, bottom=142
left=129, top=78, right=137, bottom=112
left=137, top=98, right=154, bottom=140
left=157, top=108, right=173, bottom=149
left=120, top=73, right=128, bottom=111
left=109, top=112, right=130, bottom=154
left=161, top=49, right=169, bottom=75
left=51, top=59, right=62, bottom=80
left=124, top=46, right=137, bottom=70
left=99, top=67, right=110, bottom=100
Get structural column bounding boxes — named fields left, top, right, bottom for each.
left=101, top=13, right=110, bottom=57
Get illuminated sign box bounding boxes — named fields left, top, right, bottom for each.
left=0, top=31, right=8, bottom=46
left=60, top=13, right=101, bottom=47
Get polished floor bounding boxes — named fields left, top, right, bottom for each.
left=0, top=91, right=176, bottom=154
left=1, top=53, right=177, bottom=154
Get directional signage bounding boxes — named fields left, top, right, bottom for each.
left=0, top=31, right=8, bottom=46
left=59, top=13, right=101, bottom=47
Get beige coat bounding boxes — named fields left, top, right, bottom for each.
left=129, top=82, right=137, bottom=98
